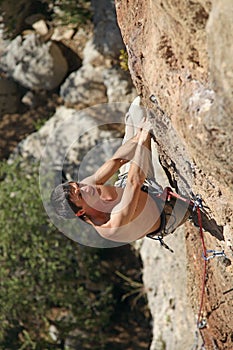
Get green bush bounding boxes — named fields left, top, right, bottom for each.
left=119, top=49, right=129, bottom=71
left=51, top=0, right=92, bottom=27
left=0, top=160, right=115, bottom=350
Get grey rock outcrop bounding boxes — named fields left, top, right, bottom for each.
left=59, top=0, right=131, bottom=106
left=60, top=63, right=107, bottom=106
left=103, top=67, right=136, bottom=103
left=12, top=105, right=123, bottom=175
left=91, top=0, right=124, bottom=57
left=141, top=232, right=196, bottom=350
left=59, top=35, right=107, bottom=105
left=60, top=37, right=136, bottom=105
left=0, top=33, right=68, bottom=90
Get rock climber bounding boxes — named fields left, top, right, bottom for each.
left=50, top=98, right=190, bottom=243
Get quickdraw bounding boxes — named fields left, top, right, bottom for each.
left=159, top=187, right=229, bottom=348
left=148, top=95, right=227, bottom=346
left=160, top=188, right=207, bottom=328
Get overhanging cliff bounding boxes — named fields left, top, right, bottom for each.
left=115, top=1, right=233, bottom=349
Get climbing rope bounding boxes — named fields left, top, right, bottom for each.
left=196, top=206, right=207, bottom=329
left=161, top=189, right=208, bottom=348
left=148, top=95, right=227, bottom=348
left=162, top=188, right=228, bottom=350
left=165, top=190, right=208, bottom=328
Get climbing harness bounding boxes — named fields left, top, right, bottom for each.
left=146, top=186, right=192, bottom=252
left=147, top=234, right=174, bottom=253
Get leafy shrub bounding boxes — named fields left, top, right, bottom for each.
left=119, top=49, right=129, bottom=71
left=0, top=159, right=115, bottom=350
left=51, top=0, right=92, bottom=27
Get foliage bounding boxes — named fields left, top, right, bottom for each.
left=119, top=49, right=129, bottom=71
left=33, top=117, right=48, bottom=131
left=0, top=0, right=92, bottom=39
left=51, top=0, right=92, bottom=27
left=115, top=271, right=145, bottom=307
left=0, top=159, right=115, bottom=350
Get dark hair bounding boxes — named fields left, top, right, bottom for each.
left=50, top=182, right=85, bottom=220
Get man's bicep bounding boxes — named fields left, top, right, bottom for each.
left=82, top=158, right=124, bottom=185
left=81, top=136, right=139, bottom=185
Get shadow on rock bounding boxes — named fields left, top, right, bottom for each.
left=191, top=209, right=224, bottom=241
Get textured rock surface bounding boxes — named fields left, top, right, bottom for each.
left=116, top=1, right=233, bottom=349
left=140, top=231, right=196, bottom=350
left=0, top=33, right=68, bottom=90
left=60, top=35, right=136, bottom=106
left=91, top=0, right=124, bottom=57
left=59, top=1, right=136, bottom=107
left=103, top=66, right=136, bottom=103
left=12, top=105, right=122, bottom=165
left=60, top=62, right=107, bottom=106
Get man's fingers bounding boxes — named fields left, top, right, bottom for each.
left=141, top=119, right=153, bottom=132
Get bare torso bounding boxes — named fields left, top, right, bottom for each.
left=89, top=185, right=161, bottom=243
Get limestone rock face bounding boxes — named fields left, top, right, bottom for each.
left=0, top=33, right=68, bottom=90
left=60, top=63, right=107, bottom=106
left=140, top=231, right=196, bottom=350
left=59, top=0, right=134, bottom=107
left=13, top=106, right=122, bottom=168
left=60, top=37, right=136, bottom=106
left=103, top=67, right=136, bottom=103
left=91, top=0, right=124, bottom=57
left=116, top=1, right=233, bottom=349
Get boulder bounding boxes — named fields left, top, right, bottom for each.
left=60, top=63, right=107, bottom=106
left=0, top=33, right=68, bottom=90
left=60, top=36, right=136, bottom=106
left=12, top=105, right=122, bottom=173
left=103, top=67, right=136, bottom=103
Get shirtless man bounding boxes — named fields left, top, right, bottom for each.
left=51, top=100, right=190, bottom=243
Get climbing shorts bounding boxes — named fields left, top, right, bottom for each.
left=143, top=187, right=191, bottom=238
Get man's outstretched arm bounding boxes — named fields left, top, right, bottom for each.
left=94, top=128, right=152, bottom=237
left=83, top=132, right=142, bottom=185
left=108, top=128, right=152, bottom=227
